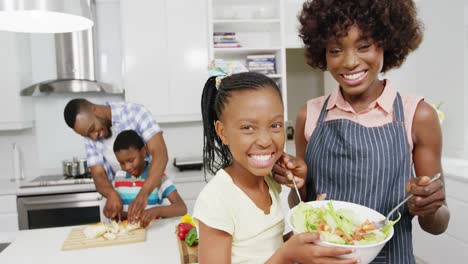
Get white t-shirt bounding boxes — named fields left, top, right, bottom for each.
left=193, top=169, right=284, bottom=264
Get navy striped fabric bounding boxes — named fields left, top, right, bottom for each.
left=305, top=93, right=414, bottom=264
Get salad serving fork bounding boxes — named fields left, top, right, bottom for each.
left=291, top=175, right=302, bottom=202
left=373, top=173, right=441, bottom=229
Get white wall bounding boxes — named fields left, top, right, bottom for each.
left=384, top=0, right=465, bottom=158
left=286, top=48, right=324, bottom=125
left=464, top=2, right=468, bottom=157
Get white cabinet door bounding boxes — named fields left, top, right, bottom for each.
left=166, top=0, right=209, bottom=118
left=121, top=0, right=209, bottom=123
left=0, top=32, right=34, bottom=130
left=121, top=0, right=170, bottom=118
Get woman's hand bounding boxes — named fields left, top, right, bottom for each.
left=275, top=232, right=359, bottom=264
left=273, top=153, right=307, bottom=188
left=406, top=175, right=445, bottom=216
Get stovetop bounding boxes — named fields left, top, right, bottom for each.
left=20, top=174, right=94, bottom=188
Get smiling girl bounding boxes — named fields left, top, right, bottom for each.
left=194, top=72, right=357, bottom=263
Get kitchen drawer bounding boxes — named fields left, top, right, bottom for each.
left=0, top=195, right=17, bottom=214
left=0, top=213, right=18, bottom=232
left=175, top=181, right=207, bottom=201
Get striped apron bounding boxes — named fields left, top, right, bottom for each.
left=305, top=93, right=414, bottom=263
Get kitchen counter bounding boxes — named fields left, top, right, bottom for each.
left=0, top=164, right=210, bottom=197
left=0, top=217, right=182, bottom=263
left=0, top=178, right=96, bottom=197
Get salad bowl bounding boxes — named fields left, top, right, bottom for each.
left=286, top=200, right=396, bottom=264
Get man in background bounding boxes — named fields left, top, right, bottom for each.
left=64, top=98, right=168, bottom=223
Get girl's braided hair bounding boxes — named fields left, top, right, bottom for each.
left=201, top=72, right=281, bottom=177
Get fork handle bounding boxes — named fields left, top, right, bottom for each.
left=386, top=173, right=441, bottom=221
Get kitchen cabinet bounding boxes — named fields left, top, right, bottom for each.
left=120, top=0, right=209, bottom=123
left=0, top=194, right=18, bottom=243
left=0, top=32, right=34, bottom=130
left=208, top=0, right=288, bottom=118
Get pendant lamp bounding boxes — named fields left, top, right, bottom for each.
left=0, top=0, right=94, bottom=33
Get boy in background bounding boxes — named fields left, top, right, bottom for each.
left=113, top=130, right=187, bottom=227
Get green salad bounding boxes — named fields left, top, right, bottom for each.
left=290, top=201, right=400, bottom=245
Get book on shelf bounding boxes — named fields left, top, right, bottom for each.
left=246, top=54, right=276, bottom=59
left=213, top=32, right=236, bottom=36
left=213, top=32, right=241, bottom=48
left=214, top=43, right=241, bottom=48
left=246, top=54, right=277, bottom=75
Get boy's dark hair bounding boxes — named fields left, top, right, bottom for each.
left=63, top=98, right=91, bottom=129
left=201, top=71, right=282, bottom=176
left=113, top=130, right=145, bottom=152
left=299, top=0, right=423, bottom=73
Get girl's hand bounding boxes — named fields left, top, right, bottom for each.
left=406, top=175, right=445, bottom=216
left=280, top=232, right=359, bottom=264
left=273, top=153, right=307, bottom=188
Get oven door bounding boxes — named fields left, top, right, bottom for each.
left=17, top=192, right=104, bottom=230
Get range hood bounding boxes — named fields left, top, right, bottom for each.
left=21, top=1, right=122, bottom=96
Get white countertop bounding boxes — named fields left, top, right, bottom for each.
left=0, top=178, right=97, bottom=197
left=0, top=218, right=182, bottom=264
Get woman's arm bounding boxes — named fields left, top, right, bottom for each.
left=198, top=221, right=232, bottom=264
left=410, top=100, right=450, bottom=234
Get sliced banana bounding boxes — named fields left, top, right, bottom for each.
left=103, top=232, right=117, bottom=240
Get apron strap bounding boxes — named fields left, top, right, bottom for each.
left=393, top=92, right=405, bottom=123
left=317, top=95, right=331, bottom=125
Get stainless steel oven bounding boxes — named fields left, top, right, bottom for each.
left=17, top=191, right=104, bottom=230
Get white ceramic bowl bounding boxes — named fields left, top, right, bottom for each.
left=286, top=200, right=394, bottom=264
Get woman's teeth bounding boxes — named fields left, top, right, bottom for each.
left=343, top=71, right=365, bottom=80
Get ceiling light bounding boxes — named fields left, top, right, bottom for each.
left=0, top=0, right=94, bottom=33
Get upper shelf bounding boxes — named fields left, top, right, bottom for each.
left=214, top=47, right=281, bottom=54
left=213, top=19, right=280, bottom=24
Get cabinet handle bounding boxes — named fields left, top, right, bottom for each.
left=21, top=195, right=102, bottom=206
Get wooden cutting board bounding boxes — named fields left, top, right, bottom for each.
left=62, top=226, right=146, bottom=251
left=177, top=236, right=198, bottom=264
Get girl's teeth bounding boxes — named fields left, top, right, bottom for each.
left=344, top=71, right=365, bottom=80
left=251, top=154, right=271, bottom=161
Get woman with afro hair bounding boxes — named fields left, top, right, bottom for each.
left=274, top=0, right=450, bottom=263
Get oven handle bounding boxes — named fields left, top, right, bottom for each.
left=20, top=194, right=103, bottom=206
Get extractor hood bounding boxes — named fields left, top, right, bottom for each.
left=21, top=1, right=122, bottom=96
